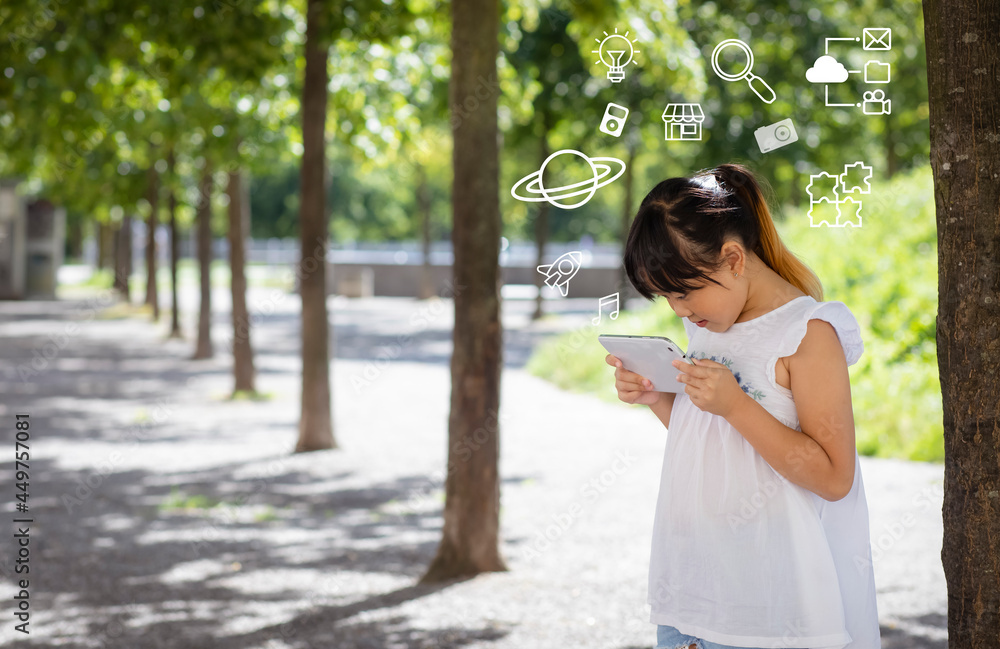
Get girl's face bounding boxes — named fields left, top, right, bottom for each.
left=658, top=266, right=745, bottom=333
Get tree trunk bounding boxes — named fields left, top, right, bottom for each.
left=167, top=149, right=182, bottom=339
left=923, top=2, right=1000, bottom=647
left=532, top=136, right=550, bottom=321
left=226, top=168, right=256, bottom=394
left=193, top=167, right=214, bottom=360
left=421, top=0, right=506, bottom=582
left=113, top=216, right=132, bottom=301
left=418, top=163, right=435, bottom=300
left=145, top=167, right=160, bottom=321
left=295, top=0, right=335, bottom=453
left=98, top=221, right=115, bottom=271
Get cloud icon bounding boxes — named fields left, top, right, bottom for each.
left=806, top=55, right=849, bottom=83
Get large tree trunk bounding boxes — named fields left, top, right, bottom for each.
left=421, top=0, right=506, bottom=582
left=226, top=168, right=256, bottom=394
left=167, top=149, right=182, bottom=339
left=193, top=167, right=214, bottom=360
left=295, top=0, right=335, bottom=453
left=145, top=167, right=160, bottom=321
left=923, top=2, right=1000, bottom=648
left=113, top=216, right=132, bottom=301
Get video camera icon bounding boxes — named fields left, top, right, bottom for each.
left=862, top=89, right=891, bottom=115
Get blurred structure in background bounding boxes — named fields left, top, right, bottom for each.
left=0, top=179, right=65, bottom=300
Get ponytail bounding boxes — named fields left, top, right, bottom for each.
left=712, top=164, right=824, bottom=301
left=624, top=162, right=824, bottom=302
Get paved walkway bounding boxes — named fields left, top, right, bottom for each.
left=0, top=279, right=946, bottom=648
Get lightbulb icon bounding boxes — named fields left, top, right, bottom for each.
left=592, top=28, right=639, bottom=83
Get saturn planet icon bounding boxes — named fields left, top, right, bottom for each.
left=511, top=149, right=626, bottom=209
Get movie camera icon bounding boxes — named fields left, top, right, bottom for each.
left=862, top=89, right=891, bottom=115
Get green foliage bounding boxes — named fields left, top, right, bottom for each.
left=249, top=165, right=301, bottom=238
left=781, top=164, right=941, bottom=461
left=0, top=0, right=296, bottom=232
left=528, top=165, right=942, bottom=462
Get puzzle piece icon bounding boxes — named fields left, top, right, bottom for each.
left=837, top=196, right=863, bottom=227
left=808, top=197, right=841, bottom=227
left=839, top=161, right=873, bottom=195
left=806, top=171, right=841, bottom=204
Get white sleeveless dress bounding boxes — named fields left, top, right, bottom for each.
left=647, top=295, right=881, bottom=649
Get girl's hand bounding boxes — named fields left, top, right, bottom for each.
left=605, top=354, right=661, bottom=406
left=672, top=358, right=747, bottom=418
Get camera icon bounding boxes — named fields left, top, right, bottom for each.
left=754, top=118, right=798, bottom=154
left=599, top=102, right=630, bottom=137
left=862, top=89, right=891, bottom=115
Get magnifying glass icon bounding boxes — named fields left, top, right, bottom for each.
left=711, top=38, right=776, bottom=104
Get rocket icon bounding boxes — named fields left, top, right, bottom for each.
left=536, top=251, right=583, bottom=297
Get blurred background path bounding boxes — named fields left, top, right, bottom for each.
left=0, top=276, right=945, bottom=648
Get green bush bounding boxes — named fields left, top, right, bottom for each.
left=527, top=165, right=943, bottom=462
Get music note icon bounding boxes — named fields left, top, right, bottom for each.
left=593, top=292, right=620, bottom=325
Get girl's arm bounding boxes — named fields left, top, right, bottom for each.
left=674, top=320, right=857, bottom=501
left=724, top=319, right=857, bottom=501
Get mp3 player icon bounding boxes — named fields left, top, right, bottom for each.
left=599, top=102, right=629, bottom=137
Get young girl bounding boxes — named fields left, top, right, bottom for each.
left=605, top=164, right=880, bottom=649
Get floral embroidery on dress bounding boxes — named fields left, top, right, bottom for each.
left=689, top=351, right=766, bottom=401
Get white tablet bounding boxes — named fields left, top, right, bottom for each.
left=598, top=334, right=693, bottom=393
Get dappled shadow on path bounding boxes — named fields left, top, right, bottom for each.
left=879, top=614, right=947, bottom=649
left=0, top=297, right=519, bottom=648
left=0, top=453, right=513, bottom=648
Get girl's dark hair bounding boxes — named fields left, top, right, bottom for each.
left=623, top=163, right=823, bottom=301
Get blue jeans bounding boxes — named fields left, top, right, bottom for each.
left=656, top=624, right=774, bottom=649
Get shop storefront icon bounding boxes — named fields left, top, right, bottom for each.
left=662, top=103, right=705, bottom=141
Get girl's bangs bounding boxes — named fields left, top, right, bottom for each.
left=624, top=203, right=715, bottom=299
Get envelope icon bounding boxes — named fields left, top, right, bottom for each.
left=863, top=28, right=891, bottom=50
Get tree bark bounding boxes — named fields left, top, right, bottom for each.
left=167, top=149, right=182, bottom=339
left=193, top=167, right=214, bottom=360
left=421, top=0, right=506, bottom=582
left=295, top=0, right=335, bottom=453
left=226, top=168, right=256, bottom=394
left=113, top=216, right=132, bottom=301
left=145, top=167, right=160, bottom=321
left=923, top=2, right=1000, bottom=647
